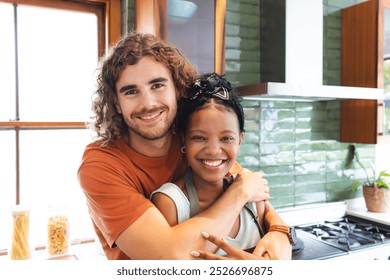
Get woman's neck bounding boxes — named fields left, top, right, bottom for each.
left=191, top=171, right=225, bottom=211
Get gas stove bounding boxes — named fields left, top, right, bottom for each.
left=278, top=200, right=390, bottom=260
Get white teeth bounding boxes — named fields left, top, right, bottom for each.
left=201, top=160, right=223, bottom=167
left=140, top=112, right=160, bottom=120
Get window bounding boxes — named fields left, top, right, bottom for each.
left=0, top=0, right=120, bottom=253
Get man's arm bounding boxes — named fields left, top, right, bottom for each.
left=252, top=201, right=292, bottom=259
left=116, top=169, right=270, bottom=259
left=189, top=201, right=292, bottom=260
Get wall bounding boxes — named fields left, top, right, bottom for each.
left=121, top=0, right=377, bottom=209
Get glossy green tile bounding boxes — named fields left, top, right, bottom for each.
left=295, top=142, right=327, bottom=151
left=297, top=121, right=326, bottom=131
left=269, top=185, right=295, bottom=196
left=242, top=131, right=259, bottom=144
left=269, top=196, right=295, bottom=209
left=244, top=120, right=259, bottom=132
left=237, top=156, right=260, bottom=167
left=226, top=11, right=259, bottom=26
left=261, top=131, right=296, bottom=143
left=259, top=151, right=295, bottom=166
left=239, top=143, right=259, bottom=156
left=295, top=193, right=327, bottom=205
left=325, top=170, right=353, bottom=182
left=260, top=143, right=295, bottom=155
left=260, top=165, right=295, bottom=176
left=295, top=162, right=326, bottom=174
left=294, top=131, right=327, bottom=141
left=295, top=173, right=327, bottom=184
left=262, top=120, right=295, bottom=131
left=244, top=107, right=260, bottom=119
left=294, top=182, right=327, bottom=194
left=295, top=151, right=327, bottom=162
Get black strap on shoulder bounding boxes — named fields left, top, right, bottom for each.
left=243, top=204, right=265, bottom=238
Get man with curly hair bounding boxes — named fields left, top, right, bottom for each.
left=78, top=32, right=291, bottom=260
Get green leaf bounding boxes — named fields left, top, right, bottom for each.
left=379, top=171, right=390, bottom=178
left=351, top=181, right=361, bottom=192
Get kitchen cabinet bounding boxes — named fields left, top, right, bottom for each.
left=341, top=0, right=390, bottom=144
left=135, top=0, right=226, bottom=74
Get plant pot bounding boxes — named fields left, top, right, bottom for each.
left=363, top=185, right=390, bottom=213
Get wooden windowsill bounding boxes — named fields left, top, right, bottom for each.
left=1, top=240, right=107, bottom=260
left=0, top=121, right=89, bottom=129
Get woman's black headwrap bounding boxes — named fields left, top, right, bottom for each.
left=177, top=72, right=245, bottom=134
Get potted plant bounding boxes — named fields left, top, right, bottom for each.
left=348, top=145, right=390, bottom=213
left=351, top=171, right=390, bottom=213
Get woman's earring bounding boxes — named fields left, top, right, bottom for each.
left=181, top=146, right=187, bottom=154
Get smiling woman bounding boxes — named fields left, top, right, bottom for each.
left=0, top=0, right=120, bottom=255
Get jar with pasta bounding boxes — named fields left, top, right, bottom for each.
left=10, top=205, right=32, bottom=260
left=47, top=205, right=69, bottom=256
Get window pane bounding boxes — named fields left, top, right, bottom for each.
left=19, top=129, right=95, bottom=248
left=167, top=0, right=214, bottom=73
left=17, top=6, right=98, bottom=121
left=0, top=131, right=16, bottom=250
left=0, top=3, right=16, bottom=120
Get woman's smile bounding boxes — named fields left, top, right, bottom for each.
left=199, top=159, right=227, bottom=168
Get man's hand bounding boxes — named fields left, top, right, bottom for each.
left=231, top=169, right=270, bottom=203
left=190, top=232, right=269, bottom=260
left=253, top=231, right=292, bottom=260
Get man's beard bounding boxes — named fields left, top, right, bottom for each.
left=124, top=105, right=177, bottom=141
left=129, top=122, right=173, bottom=141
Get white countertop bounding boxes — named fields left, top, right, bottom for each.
left=346, top=197, right=390, bottom=226
left=278, top=198, right=390, bottom=227
left=277, top=201, right=347, bottom=226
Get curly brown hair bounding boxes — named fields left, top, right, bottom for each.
left=91, top=32, right=199, bottom=146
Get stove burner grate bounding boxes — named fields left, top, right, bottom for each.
left=296, top=215, right=390, bottom=252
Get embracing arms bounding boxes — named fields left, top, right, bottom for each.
left=190, top=201, right=292, bottom=260
left=115, top=169, right=270, bottom=259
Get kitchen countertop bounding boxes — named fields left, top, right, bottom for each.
left=346, top=197, right=390, bottom=226
left=278, top=198, right=390, bottom=227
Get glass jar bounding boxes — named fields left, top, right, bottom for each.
left=10, top=205, right=31, bottom=260
left=47, top=204, right=69, bottom=256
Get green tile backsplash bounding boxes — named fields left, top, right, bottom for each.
left=236, top=98, right=376, bottom=208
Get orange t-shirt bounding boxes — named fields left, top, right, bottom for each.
left=77, top=136, right=187, bottom=260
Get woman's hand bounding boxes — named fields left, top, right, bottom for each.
left=190, top=232, right=269, bottom=260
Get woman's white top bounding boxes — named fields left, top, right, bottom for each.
left=150, top=170, right=261, bottom=255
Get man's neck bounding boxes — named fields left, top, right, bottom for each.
left=124, top=132, right=173, bottom=157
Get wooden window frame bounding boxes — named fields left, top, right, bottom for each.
left=0, top=0, right=121, bottom=204
left=0, top=0, right=120, bottom=130
left=135, top=0, right=226, bottom=74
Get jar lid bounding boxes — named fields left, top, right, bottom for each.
left=12, top=204, right=30, bottom=216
